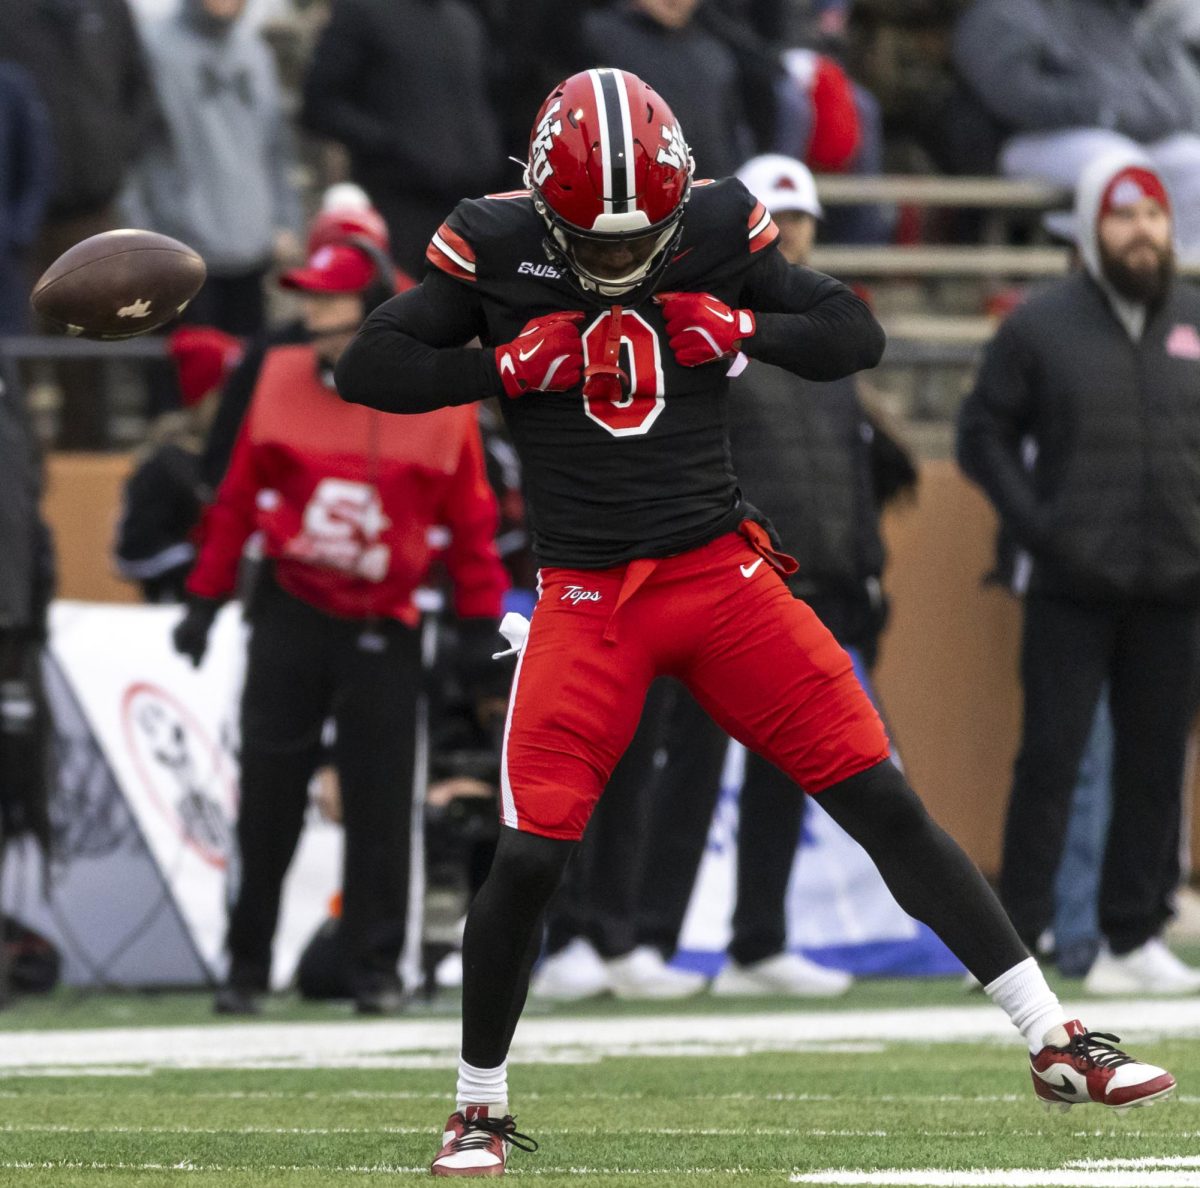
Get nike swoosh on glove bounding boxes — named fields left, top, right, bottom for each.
left=494, top=311, right=585, bottom=397
left=654, top=291, right=756, bottom=367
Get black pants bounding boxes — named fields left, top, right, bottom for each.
left=1000, top=594, right=1200, bottom=954
left=545, top=677, right=803, bottom=964
left=226, top=579, right=424, bottom=994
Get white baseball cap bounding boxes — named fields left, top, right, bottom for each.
left=736, top=154, right=823, bottom=220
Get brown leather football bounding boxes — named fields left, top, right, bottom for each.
left=30, top=229, right=207, bottom=340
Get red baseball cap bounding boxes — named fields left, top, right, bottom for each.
left=279, top=244, right=376, bottom=294
left=1100, top=166, right=1171, bottom=218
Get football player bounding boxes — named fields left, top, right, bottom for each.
left=336, top=69, right=1177, bottom=1177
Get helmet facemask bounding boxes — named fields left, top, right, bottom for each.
left=529, top=184, right=690, bottom=300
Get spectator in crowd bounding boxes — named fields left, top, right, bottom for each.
left=300, top=0, right=504, bottom=278
left=953, top=0, right=1200, bottom=259
left=957, top=150, right=1200, bottom=996
left=0, top=0, right=156, bottom=448
left=121, top=0, right=303, bottom=337
left=581, top=0, right=755, bottom=180
left=113, top=326, right=243, bottom=602
left=0, top=64, right=54, bottom=334
left=532, top=155, right=916, bottom=1002
left=172, top=240, right=508, bottom=1015
left=0, top=348, right=54, bottom=859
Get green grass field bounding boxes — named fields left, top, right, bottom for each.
left=0, top=974, right=1197, bottom=1186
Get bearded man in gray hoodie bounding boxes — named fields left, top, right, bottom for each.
left=958, top=151, right=1200, bottom=996
left=122, top=0, right=302, bottom=336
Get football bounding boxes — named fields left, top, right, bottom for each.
left=30, top=229, right=207, bottom=340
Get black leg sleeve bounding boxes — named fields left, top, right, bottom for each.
left=461, top=826, right=576, bottom=1069
left=818, top=760, right=1029, bottom=985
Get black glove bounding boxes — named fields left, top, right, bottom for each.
left=172, top=596, right=223, bottom=667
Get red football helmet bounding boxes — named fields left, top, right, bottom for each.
left=525, top=68, right=694, bottom=298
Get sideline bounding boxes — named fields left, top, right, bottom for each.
left=0, top=998, right=1196, bottom=1071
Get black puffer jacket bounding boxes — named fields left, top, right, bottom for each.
left=957, top=272, right=1200, bottom=604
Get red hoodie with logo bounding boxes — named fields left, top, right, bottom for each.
left=187, top=343, right=508, bottom=623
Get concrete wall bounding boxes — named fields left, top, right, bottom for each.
left=874, top=461, right=1023, bottom=874
left=44, top=453, right=138, bottom=605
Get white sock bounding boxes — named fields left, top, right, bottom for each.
left=456, top=1056, right=508, bottom=1114
left=984, top=957, right=1069, bottom=1054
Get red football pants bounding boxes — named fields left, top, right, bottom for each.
left=499, top=526, right=891, bottom=839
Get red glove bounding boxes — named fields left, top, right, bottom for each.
left=654, top=291, right=756, bottom=367
left=494, top=311, right=584, bottom=398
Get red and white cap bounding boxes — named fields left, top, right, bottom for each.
left=1099, top=166, right=1171, bottom=219
left=1073, top=149, right=1174, bottom=283
left=737, top=154, right=823, bottom=219
left=279, top=244, right=376, bottom=294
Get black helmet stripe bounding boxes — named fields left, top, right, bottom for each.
left=590, top=68, right=636, bottom=215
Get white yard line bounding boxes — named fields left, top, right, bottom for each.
left=791, top=1173, right=1200, bottom=1187
left=1, top=1124, right=1197, bottom=1140
left=0, top=1162, right=772, bottom=1177
left=1069, top=1160, right=1200, bottom=1169
left=11, top=1167, right=1200, bottom=1183
left=0, top=998, right=1195, bottom=1071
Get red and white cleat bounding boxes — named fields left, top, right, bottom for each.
left=1030, top=1020, right=1176, bottom=1112
left=430, top=1107, right=538, bottom=1177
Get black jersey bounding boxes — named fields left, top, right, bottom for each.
left=337, top=178, right=884, bottom=568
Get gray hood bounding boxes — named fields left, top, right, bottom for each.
left=1074, top=146, right=1166, bottom=283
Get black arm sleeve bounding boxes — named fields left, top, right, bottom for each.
left=739, top=248, right=886, bottom=380
left=335, top=271, right=505, bottom=414
left=955, top=319, right=1047, bottom=550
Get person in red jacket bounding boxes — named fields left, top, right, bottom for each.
left=172, top=241, right=509, bottom=1015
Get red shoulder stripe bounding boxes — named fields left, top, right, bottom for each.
left=436, top=222, right=476, bottom=266
left=426, top=241, right=476, bottom=283
left=484, top=189, right=532, bottom=200
left=748, top=205, right=779, bottom=253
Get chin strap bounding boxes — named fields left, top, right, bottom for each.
left=582, top=305, right=630, bottom=401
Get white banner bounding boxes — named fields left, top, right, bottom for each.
left=44, top=601, right=342, bottom=989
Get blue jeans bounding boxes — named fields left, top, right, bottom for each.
left=1052, top=689, right=1113, bottom=954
